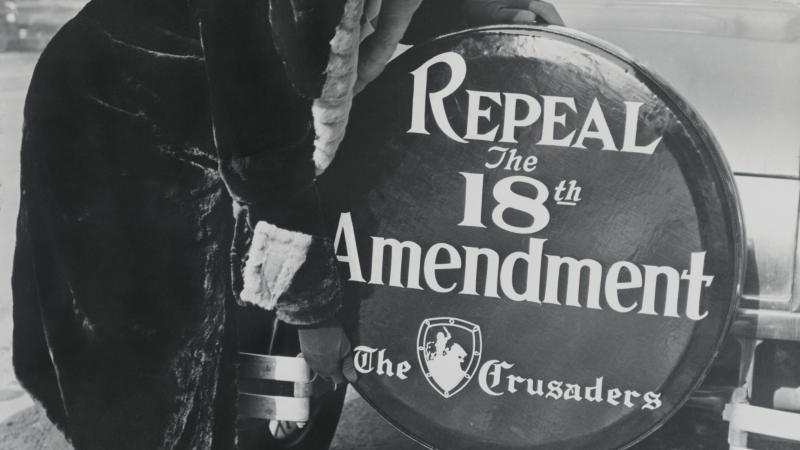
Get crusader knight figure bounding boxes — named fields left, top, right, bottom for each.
left=11, top=0, right=564, bottom=449
left=425, top=328, right=468, bottom=393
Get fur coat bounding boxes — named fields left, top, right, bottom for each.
left=11, top=0, right=459, bottom=448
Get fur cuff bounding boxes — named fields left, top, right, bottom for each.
left=312, top=0, right=365, bottom=175
left=240, top=221, right=313, bottom=310
left=240, top=221, right=343, bottom=325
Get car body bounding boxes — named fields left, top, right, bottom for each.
left=556, top=0, right=800, bottom=447
left=254, top=3, right=800, bottom=448
left=0, top=0, right=86, bottom=51
left=0, top=1, right=20, bottom=51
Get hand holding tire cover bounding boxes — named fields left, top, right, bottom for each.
left=464, top=0, right=565, bottom=26
left=299, top=318, right=358, bottom=386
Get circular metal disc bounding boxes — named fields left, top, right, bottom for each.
left=319, top=26, right=744, bottom=450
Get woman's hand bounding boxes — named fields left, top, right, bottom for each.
left=355, top=0, right=424, bottom=93
left=464, top=0, right=565, bottom=26
left=298, top=317, right=358, bottom=386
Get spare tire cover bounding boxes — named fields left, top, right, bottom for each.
left=318, top=25, right=744, bottom=450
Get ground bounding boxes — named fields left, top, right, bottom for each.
left=0, top=51, right=33, bottom=429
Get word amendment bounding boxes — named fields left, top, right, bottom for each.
left=335, top=213, right=712, bottom=321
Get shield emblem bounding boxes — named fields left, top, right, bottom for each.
left=416, top=317, right=482, bottom=398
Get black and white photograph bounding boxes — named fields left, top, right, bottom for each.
left=0, top=0, right=799, bottom=449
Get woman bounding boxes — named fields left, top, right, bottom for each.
left=11, top=0, right=563, bottom=448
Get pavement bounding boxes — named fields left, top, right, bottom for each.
left=0, top=52, right=35, bottom=430
left=0, top=387, right=418, bottom=450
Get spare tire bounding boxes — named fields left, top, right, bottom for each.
left=318, top=25, right=744, bottom=450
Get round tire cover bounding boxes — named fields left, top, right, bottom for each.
left=318, top=26, right=744, bottom=450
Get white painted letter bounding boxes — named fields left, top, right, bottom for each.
left=409, top=52, right=468, bottom=143
left=465, top=90, right=501, bottom=141
left=334, top=212, right=365, bottom=282
left=500, top=93, right=542, bottom=143
left=573, top=99, right=618, bottom=151
left=605, top=261, right=642, bottom=313
left=621, top=101, right=662, bottom=154
left=424, top=243, right=462, bottom=293
left=539, top=95, right=577, bottom=147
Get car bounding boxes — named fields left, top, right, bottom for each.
left=0, top=1, right=20, bottom=52
left=0, top=0, right=86, bottom=51
left=557, top=0, right=800, bottom=447
left=245, top=2, right=800, bottom=449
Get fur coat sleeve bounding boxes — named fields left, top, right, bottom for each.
left=197, top=0, right=346, bottom=326
left=11, top=1, right=452, bottom=448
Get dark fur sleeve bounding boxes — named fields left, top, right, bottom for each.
left=197, top=0, right=323, bottom=235
left=239, top=220, right=342, bottom=326
left=198, top=0, right=345, bottom=324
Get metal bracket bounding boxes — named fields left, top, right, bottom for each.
left=724, top=403, right=800, bottom=443
left=237, top=353, right=313, bottom=422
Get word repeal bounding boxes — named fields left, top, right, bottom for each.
left=335, top=213, right=713, bottom=321
left=408, top=52, right=662, bottom=154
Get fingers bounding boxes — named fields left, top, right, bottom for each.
left=464, top=0, right=513, bottom=25
left=361, top=0, right=383, bottom=40
left=512, top=10, right=539, bottom=23
left=464, top=0, right=565, bottom=26
left=342, top=353, right=358, bottom=384
left=483, top=7, right=533, bottom=25
left=297, top=318, right=358, bottom=386
left=304, top=352, right=354, bottom=386
left=355, top=0, right=423, bottom=93
left=492, top=9, right=539, bottom=25
left=316, top=351, right=356, bottom=386
left=307, top=357, right=355, bottom=386
left=301, top=350, right=345, bottom=384
left=527, top=0, right=565, bottom=26
left=504, top=0, right=538, bottom=7
left=328, top=368, right=347, bottom=386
